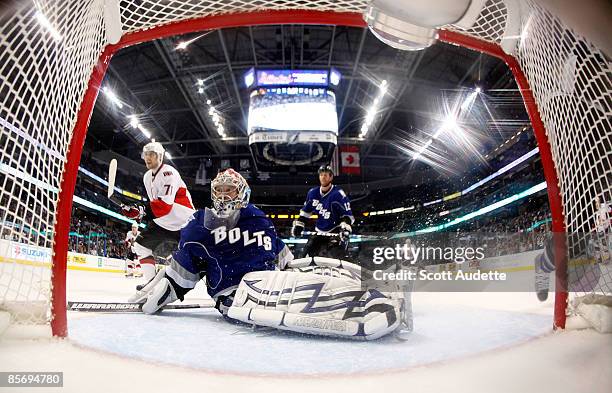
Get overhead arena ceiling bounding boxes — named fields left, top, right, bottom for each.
left=86, top=25, right=531, bottom=190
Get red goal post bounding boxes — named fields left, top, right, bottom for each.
left=0, top=1, right=609, bottom=337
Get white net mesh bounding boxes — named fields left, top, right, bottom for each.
left=515, top=1, right=611, bottom=299
left=0, top=0, right=106, bottom=324
left=0, top=0, right=610, bottom=328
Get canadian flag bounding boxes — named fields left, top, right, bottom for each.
left=340, top=145, right=360, bottom=175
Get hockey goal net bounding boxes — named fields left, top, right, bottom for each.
left=0, top=0, right=610, bottom=337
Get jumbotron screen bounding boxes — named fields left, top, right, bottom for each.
left=247, top=87, right=338, bottom=135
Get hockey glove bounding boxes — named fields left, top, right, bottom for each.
left=339, top=222, right=352, bottom=246
left=291, top=220, right=305, bottom=238
left=121, top=205, right=145, bottom=222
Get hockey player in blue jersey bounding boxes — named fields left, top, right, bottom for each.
left=291, top=165, right=355, bottom=258
left=130, top=168, right=293, bottom=314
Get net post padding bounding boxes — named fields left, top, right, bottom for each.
left=51, top=10, right=569, bottom=336
left=438, top=30, right=568, bottom=329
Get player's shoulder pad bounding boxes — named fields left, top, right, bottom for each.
left=336, top=187, right=347, bottom=198
left=143, top=169, right=153, bottom=181
left=179, top=210, right=207, bottom=241
left=239, top=204, right=267, bottom=219
left=307, top=186, right=319, bottom=198
left=161, top=164, right=177, bottom=177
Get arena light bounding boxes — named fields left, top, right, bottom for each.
left=102, top=87, right=123, bottom=109
left=460, top=89, right=478, bottom=111
left=175, top=31, right=211, bottom=50
left=463, top=147, right=539, bottom=194
left=380, top=79, right=388, bottom=93
left=128, top=115, right=139, bottom=128
left=388, top=181, right=548, bottom=239
left=207, top=103, right=226, bottom=137
left=412, top=88, right=477, bottom=162
left=35, top=11, right=62, bottom=42
left=484, top=127, right=528, bottom=159
left=217, top=124, right=225, bottom=137
left=360, top=79, right=389, bottom=138
left=137, top=124, right=151, bottom=139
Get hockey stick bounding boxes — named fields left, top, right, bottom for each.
left=67, top=301, right=213, bottom=313
left=302, top=231, right=341, bottom=237
left=107, top=158, right=124, bottom=206
left=302, top=231, right=385, bottom=241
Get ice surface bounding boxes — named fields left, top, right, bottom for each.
left=0, top=269, right=610, bottom=393
left=68, top=304, right=551, bottom=375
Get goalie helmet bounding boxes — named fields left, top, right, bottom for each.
left=141, top=141, right=165, bottom=162
left=211, top=168, right=251, bottom=217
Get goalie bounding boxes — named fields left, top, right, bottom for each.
left=131, top=169, right=408, bottom=340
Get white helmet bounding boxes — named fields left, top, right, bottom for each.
left=211, top=168, right=251, bottom=217
left=141, top=141, right=165, bottom=162
left=131, top=223, right=139, bottom=229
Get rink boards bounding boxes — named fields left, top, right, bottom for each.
left=0, top=239, right=125, bottom=273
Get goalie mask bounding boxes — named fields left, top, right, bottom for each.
left=211, top=169, right=251, bottom=218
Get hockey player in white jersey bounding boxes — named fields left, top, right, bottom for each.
left=131, top=169, right=409, bottom=340
left=124, top=223, right=141, bottom=277
left=121, top=141, right=195, bottom=285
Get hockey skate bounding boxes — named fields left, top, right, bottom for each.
left=534, top=253, right=550, bottom=301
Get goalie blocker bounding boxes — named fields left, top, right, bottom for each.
left=228, top=257, right=412, bottom=340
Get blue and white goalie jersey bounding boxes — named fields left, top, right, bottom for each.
left=167, top=204, right=289, bottom=299
left=300, top=185, right=354, bottom=232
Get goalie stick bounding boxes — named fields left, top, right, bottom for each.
left=67, top=301, right=213, bottom=313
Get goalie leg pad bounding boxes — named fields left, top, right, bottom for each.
left=227, top=269, right=402, bottom=340
left=128, top=268, right=166, bottom=303
left=142, top=277, right=178, bottom=314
